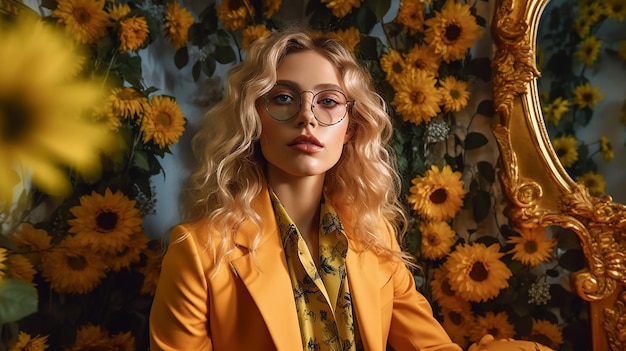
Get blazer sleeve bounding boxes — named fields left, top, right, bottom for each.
left=149, top=224, right=213, bottom=351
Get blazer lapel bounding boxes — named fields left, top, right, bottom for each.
left=230, top=188, right=302, bottom=351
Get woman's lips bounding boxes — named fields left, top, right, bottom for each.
left=288, top=135, right=323, bottom=152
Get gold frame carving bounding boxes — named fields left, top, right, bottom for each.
left=491, top=0, right=626, bottom=350
left=0, top=0, right=32, bottom=16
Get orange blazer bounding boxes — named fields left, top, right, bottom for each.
left=149, top=189, right=461, bottom=351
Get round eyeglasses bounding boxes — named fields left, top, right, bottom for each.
left=262, top=84, right=355, bottom=126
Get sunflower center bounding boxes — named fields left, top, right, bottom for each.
left=429, top=188, right=448, bottom=204
left=448, top=310, right=463, bottom=326
left=523, top=240, right=538, bottom=254
left=582, top=93, right=593, bottom=103
left=410, top=91, right=426, bottom=105
left=96, top=210, right=118, bottom=232
left=444, top=23, right=461, bottom=43
left=392, top=62, right=403, bottom=74
left=488, top=327, right=500, bottom=338
left=555, top=148, right=566, bottom=157
left=450, top=89, right=461, bottom=100
left=469, top=261, right=488, bottom=282
left=426, top=233, right=441, bottom=246
left=0, top=99, right=31, bottom=143
left=74, top=7, right=92, bottom=25
left=442, top=279, right=455, bottom=297
left=156, top=112, right=172, bottom=127
left=229, top=0, right=244, bottom=11
left=67, top=254, right=88, bottom=271
left=412, top=60, right=426, bottom=70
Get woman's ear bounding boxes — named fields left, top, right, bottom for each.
left=343, top=120, right=355, bottom=144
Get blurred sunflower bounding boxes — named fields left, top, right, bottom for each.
left=430, top=266, right=470, bottom=312
left=577, top=171, right=606, bottom=196
left=439, top=76, right=470, bottom=113
left=137, top=241, right=164, bottom=295
left=397, top=0, right=425, bottom=34
left=392, top=69, right=442, bottom=125
left=52, top=0, right=110, bottom=45
left=66, top=325, right=110, bottom=351
left=0, top=248, right=7, bottom=280
left=380, top=49, right=407, bottom=85
left=444, top=243, right=512, bottom=302
left=418, top=220, right=456, bottom=260
left=606, top=0, right=626, bottom=21
left=11, top=223, right=51, bottom=268
left=118, top=16, right=150, bottom=52
left=0, top=18, right=113, bottom=201
left=574, top=36, right=602, bottom=67
left=40, top=236, right=107, bottom=294
left=573, top=16, right=593, bottom=38
left=470, top=311, right=516, bottom=342
left=321, top=0, right=361, bottom=18
left=404, top=44, right=440, bottom=75
left=105, top=231, right=149, bottom=272
left=440, top=304, right=474, bottom=349
left=572, top=82, right=604, bottom=109
left=107, top=3, right=130, bottom=21
left=164, top=2, right=195, bottom=49
left=9, top=331, right=49, bottom=351
left=98, top=87, right=150, bottom=130
left=599, top=136, right=614, bottom=161
left=110, top=331, right=136, bottom=351
left=68, top=188, right=143, bottom=254
left=424, top=1, right=481, bottom=62
left=6, top=254, right=36, bottom=287
left=408, top=165, right=466, bottom=220
left=242, top=24, right=272, bottom=51
left=578, top=3, right=605, bottom=25
left=552, top=135, right=579, bottom=168
left=217, top=0, right=251, bottom=31
left=542, top=97, right=570, bottom=125
left=331, top=27, right=361, bottom=53
left=262, top=0, right=282, bottom=17
left=506, top=226, right=556, bottom=267
left=141, top=95, right=186, bottom=149
left=529, top=319, right=564, bottom=350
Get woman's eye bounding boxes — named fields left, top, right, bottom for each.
left=273, top=94, right=295, bottom=104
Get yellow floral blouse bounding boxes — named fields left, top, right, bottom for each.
left=270, top=189, right=364, bottom=351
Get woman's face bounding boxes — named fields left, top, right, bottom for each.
left=257, top=50, right=352, bottom=183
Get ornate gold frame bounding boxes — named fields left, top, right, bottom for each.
left=491, top=0, right=626, bottom=350
left=0, top=0, right=31, bottom=16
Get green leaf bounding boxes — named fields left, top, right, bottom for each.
left=215, top=45, right=237, bottom=64
left=192, top=61, right=201, bottom=81
left=174, top=47, right=189, bottom=69
left=471, top=189, right=491, bottom=222
left=202, top=56, right=217, bottom=78
left=477, top=161, right=495, bottom=183
left=0, top=279, right=38, bottom=324
left=133, top=150, right=150, bottom=171
left=558, top=248, right=585, bottom=271
left=476, top=99, right=495, bottom=118
left=464, top=132, right=489, bottom=150
left=365, top=0, right=391, bottom=20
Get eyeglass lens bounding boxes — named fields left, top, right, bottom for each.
left=264, top=84, right=349, bottom=125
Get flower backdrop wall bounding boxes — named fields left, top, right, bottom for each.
left=0, top=0, right=608, bottom=350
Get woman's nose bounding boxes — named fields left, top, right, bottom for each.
left=294, top=92, right=317, bottom=127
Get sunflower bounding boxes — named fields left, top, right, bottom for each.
left=418, top=220, right=456, bottom=260
left=262, top=0, right=282, bottom=17
left=397, top=0, right=425, bottom=34
left=507, top=226, right=556, bottom=267
left=110, top=331, right=136, bottom=351
left=52, top=0, right=110, bottom=45
left=0, top=247, right=7, bottom=280
left=103, top=87, right=150, bottom=124
left=137, top=241, right=164, bottom=295
left=66, top=325, right=110, bottom=351
left=392, top=69, right=442, bottom=125
left=107, top=3, right=131, bottom=21
left=574, top=36, right=602, bottom=67
left=9, top=331, right=49, bottom=351
left=573, top=17, right=593, bottom=38
left=141, top=95, right=186, bottom=149
left=542, top=97, right=570, bottom=125
left=164, top=2, right=195, bottom=49
left=118, top=16, right=150, bottom=52
left=0, top=18, right=113, bottom=201
left=332, top=27, right=361, bottom=53
left=408, top=165, right=466, bottom=220
left=606, top=0, right=626, bottom=21
left=440, top=304, right=474, bottom=349
left=552, top=135, right=578, bottom=168
left=439, top=76, right=470, bottom=113
left=242, top=25, right=272, bottom=51
left=528, top=319, right=564, bottom=349
left=572, top=82, right=604, bottom=109
left=11, top=223, right=51, bottom=268
left=444, top=243, right=512, bottom=302
left=320, top=0, right=362, bottom=18
left=40, top=235, right=107, bottom=294
left=104, top=231, right=149, bottom=272
left=469, top=311, right=516, bottom=342
left=599, top=136, right=614, bottom=162
left=7, top=254, right=37, bottom=286
left=217, top=0, right=251, bottom=31
left=380, top=49, right=407, bottom=85
left=68, top=188, right=143, bottom=254
left=424, top=1, right=481, bottom=62
left=578, top=3, right=605, bottom=26
left=577, top=171, right=606, bottom=196
left=430, top=266, right=471, bottom=312
left=405, top=44, right=440, bottom=76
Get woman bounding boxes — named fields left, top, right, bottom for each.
left=149, top=28, right=462, bottom=351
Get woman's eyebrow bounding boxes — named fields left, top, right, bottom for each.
left=275, top=80, right=343, bottom=91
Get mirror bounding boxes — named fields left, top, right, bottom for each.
left=491, top=0, right=626, bottom=350
left=536, top=0, right=626, bottom=204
